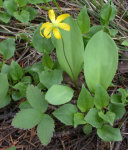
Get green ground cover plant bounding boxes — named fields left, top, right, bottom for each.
left=0, top=0, right=128, bottom=148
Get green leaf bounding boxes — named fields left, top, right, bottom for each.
left=3, top=0, right=17, bottom=16
left=15, top=0, right=28, bottom=7
left=0, top=39, right=15, bottom=59
left=37, top=114, right=54, bottom=146
left=111, top=94, right=123, bottom=106
left=108, top=103, right=126, bottom=120
left=32, top=23, right=54, bottom=53
left=83, top=124, right=92, bottom=135
left=6, top=146, right=16, bottom=150
left=54, top=17, right=84, bottom=82
left=19, top=100, right=32, bottom=109
left=39, top=69, right=63, bottom=89
left=12, top=109, right=42, bottom=129
left=45, top=84, right=74, bottom=105
left=94, top=84, right=109, bottom=109
left=84, top=31, right=118, bottom=93
left=97, top=125, right=122, bottom=142
left=84, top=108, right=104, bottom=128
left=74, top=112, right=86, bottom=128
left=0, top=0, right=3, bottom=6
left=12, top=91, right=23, bottom=101
left=0, top=95, right=11, bottom=108
left=53, top=104, right=78, bottom=125
left=25, top=7, right=38, bottom=21
left=100, top=2, right=117, bottom=25
left=28, top=0, right=52, bottom=4
left=10, top=61, right=24, bottom=81
left=13, top=10, right=30, bottom=24
left=98, top=111, right=115, bottom=126
left=27, top=85, right=48, bottom=113
left=122, top=40, right=128, bottom=47
left=77, top=85, right=94, bottom=112
left=0, top=12, right=11, bottom=23
left=42, top=53, right=54, bottom=69
left=0, top=73, right=9, bottom=103
left=77, top=5, right=90, bottom=34
left=118, top=88, right=128, bottom=104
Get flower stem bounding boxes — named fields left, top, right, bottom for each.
left=61, top=38, right=79, bottom=90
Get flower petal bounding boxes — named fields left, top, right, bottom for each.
left=56, top=14, right=70, bottom=23
left=48, top=9, right=56, bottom=22
left=43, top=24, right=53, bottom=39
left=40, top=22, right=50, bottom=38
left=58, top=23, right=70, bottom=31
left=53, top=28, right=61, bottom=39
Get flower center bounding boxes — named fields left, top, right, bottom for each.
left=52, top=20, right=59, bottom=28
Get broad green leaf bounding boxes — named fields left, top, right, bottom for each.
left=10, top=61, right=24, bottom=81
left=98, top=111, right=115, bottom=126
left=45, top=84, right=74, bottom=105
left=84, top=108, right=104, bottom=128
left=0, top=95, right=11, bottom=108
left=13, top=10, right=30, bottom=24
left=42, top=53, right=54, bottom=69
left=21, top=76, right=32, bottom=84
left=84, top=31, right=118, bottom=93
left=118, top=88, right=128, bottom=104
left=37, top=114, right=54, bottom=146
left=3, top=0, right=17, bottom=16
left=25, top=7, right=38, bottom=21
left=0, top=39, right=15, bottom=59
left=108, top=103, right=126, bottom=120
left=39, top=69, right=63, bottom=89
left=12, top=109, right=42, bottom=129
left=32, top=24, right=54, bottom=53
left=77, top=85, right=94, bottom=112
left=74, top=112, right=86, bottom=128
left=54, top=17, right=84, bottom=82
left=27, top=85, right=48, bottom=112
left=97, top=125, right=122, bottom=142
left=111, top=94, right=123, bottom=106
left=0, top=0, right=3, bottom=6
left=15, top=0, right=28, bottom=7
left=0, top=12, right=11, bottom=23
left=0, top=73, right=9, bottom=102
left=77, top=5, right=90, bottom=34
left=12, top=91, right=23, bottom=101
left=28, top=0, right=52, bottom=4
left=83, top=124, right=92, bottom=135
left=53, top=104, right=78, bottom=125
left=94, top=84, right=109, bottom=109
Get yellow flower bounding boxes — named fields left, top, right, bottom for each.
left=40, top=9, right=70, bottom=39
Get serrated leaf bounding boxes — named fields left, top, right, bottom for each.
left=94, top=84, right=109, bottom=109
left=97, top=125, right=122, bottom=142
left=0, top=95, right=11, bottom=108
left=84, top=108, right=104, bottom=128
left=77, top=85, right=94, bottom=112
left=98, top=111, right=115, bottom=126
left=13, top=10, right=30, bottom=24
left=0, top=12, right=11, bottom=23
left=32, top=23, right=54, bottom=53
left=25, top=7, right=37, bottom=21
left=77, top=5, right=90, bottom=34
left=10, top=61, right=24, bottom=81
left=84, top=31, right=118, bottom=93
left=27, top=85, right=48, bottom=112
left=0, top=73, right=9, bottom=102
left=0, top=39, right=15, bottom=59
left=12, top=109, right=42, bottom=129
left=39, top=69, right=63, bottom=89
left=15, top=0, right=28, bottom=7
left=53, top=104, right=78, bottom=125
left=74, top=112, right=86, bottom=128
left=19, top=100, right=32, bottom=109
left=37, top=114, right=54, bottom=145
left=3, top=0, right=17, bottom=16
left=122, top=40, right=128, bottom=47
left=45, top=84, right=74, bottom=105
left=108, top=103, right=126, bottom=120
